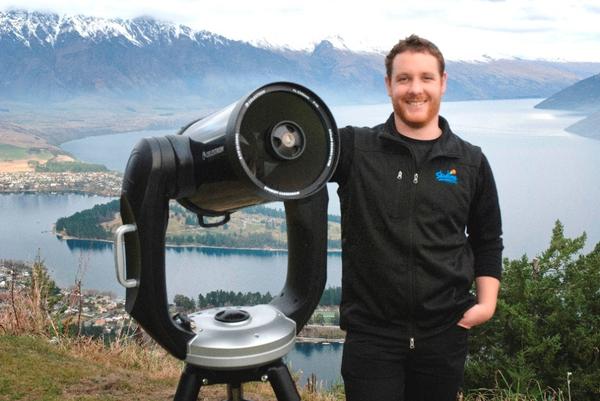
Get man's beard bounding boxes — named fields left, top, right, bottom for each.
left=394, top=95, right=441, bottom=129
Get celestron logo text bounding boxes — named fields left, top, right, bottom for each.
left=202, top=146, right=224, bottom=160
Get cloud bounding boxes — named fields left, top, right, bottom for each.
left=457, top=23, right=552, bottom=34
left=584, top=5, right=600, bottom=14
left=1, top=0, right=600, bottom=61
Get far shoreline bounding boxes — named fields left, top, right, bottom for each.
left=55, top=232, right=343, bottom=255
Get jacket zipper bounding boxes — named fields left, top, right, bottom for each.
left=407, top=149, right=419, bottom=350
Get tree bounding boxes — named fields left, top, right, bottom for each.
left=319, top=286, right=341, bottom=306
left=465, top=221, right=600, bottom=400
left=332, top=311, right=340, bottom=326
left=313, top=313, right=325, bottom=325
left=173, top=294, right=196, bottom=311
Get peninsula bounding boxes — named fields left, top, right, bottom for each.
left=55, top=200, right=342, bottom=251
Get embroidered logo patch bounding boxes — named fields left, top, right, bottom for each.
left=435, top=169, right=458, bottom=185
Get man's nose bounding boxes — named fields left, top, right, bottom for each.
left=408, top=79, right=423, bottom=94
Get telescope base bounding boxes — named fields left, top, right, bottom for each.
left=173, top=359, right=300, bottom=401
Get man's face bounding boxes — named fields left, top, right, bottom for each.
left=385, top=51, right=447, bottom=130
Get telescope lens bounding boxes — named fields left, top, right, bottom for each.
left=176, top=82, right=338, bottom=213
left=238, top=90, right=330, bottom=193
left=270, top=121, right=305, bottom=160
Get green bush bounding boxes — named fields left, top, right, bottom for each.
left=466, top=220, right=600, bottom=400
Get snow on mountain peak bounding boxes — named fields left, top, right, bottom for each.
left=0, top=9, right=223, bottom=48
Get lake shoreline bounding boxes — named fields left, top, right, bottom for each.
left=55, top=231, right=343, bottom=255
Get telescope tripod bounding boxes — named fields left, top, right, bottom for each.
left=173, top=359, right=300, bottom=401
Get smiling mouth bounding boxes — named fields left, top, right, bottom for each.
left=406, top=100, right=427, bottom=107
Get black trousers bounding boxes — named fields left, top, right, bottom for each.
left=341, top=324, right=469, bottom=401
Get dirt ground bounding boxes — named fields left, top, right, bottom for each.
left=0, top=154, right=75, bottom=173
left=0, top=160, right=35, bottom=172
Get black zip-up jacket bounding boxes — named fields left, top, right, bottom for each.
left=331, top=114, right=503, bottom=342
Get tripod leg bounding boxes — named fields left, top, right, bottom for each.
left=227, top=382, right=250, bottom=401
left=174, top=364, right=203, bottom=401
left=267, top=363, right=300, bottom=401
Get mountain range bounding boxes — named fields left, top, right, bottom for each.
left=2, top=9, right=600, bottom=108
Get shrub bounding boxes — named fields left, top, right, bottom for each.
left=466, top=221, right=600, bottom=400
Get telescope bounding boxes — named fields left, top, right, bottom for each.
left=113, top=82, right=340, bottom=401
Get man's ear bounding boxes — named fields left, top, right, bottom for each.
left=384, top=75, right=392, bottom=97
left=441, top=71, right=448, bottom=95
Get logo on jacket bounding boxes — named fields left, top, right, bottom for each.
left=435, top=169, right=458, bottom=185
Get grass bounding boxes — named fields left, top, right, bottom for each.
left=0, top=144, right=54, bottom=162
left=0, top=260, right=570, bottom=401
left=0, top=331, right=570, bottom=401
left=0, top=263, right=344, bottom=401
left=0, top=334, right=190, bottom=401
left=0, top=334, right=343, bottom=401
left=462, top=370, right=568, bottom=401
left=0, top=144, right=29, bottom=160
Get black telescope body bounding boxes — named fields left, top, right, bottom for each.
left=179, top=83, right=336, bottom=216
left=114, top=82, right=339, bottom=401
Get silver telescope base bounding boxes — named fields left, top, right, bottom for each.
left=173, top=359, right=300, bottom=401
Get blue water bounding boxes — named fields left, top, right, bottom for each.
left=0, top=193, right=343, bottom=299
left=286, top=342, right=344, bottom=388
left=0, top=192, right=344, bottom=387
left=62, top=99, right=600, bottom=257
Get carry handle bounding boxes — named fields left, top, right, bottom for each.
left=114, top=224, right=139, bottom=288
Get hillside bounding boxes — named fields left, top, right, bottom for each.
left=534, top=73, right=600, bottom=139
left=0, top=258, right=341, bottom=401
left=0, top=335, right=180, bottom=401
left=566, top=109, right=600, bottom=139
left=535, top=73, right=600, bottom=112
left=0, top=334, right=327, bottom=401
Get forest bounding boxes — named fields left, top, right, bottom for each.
left=173, top=286, right=342, bottom=311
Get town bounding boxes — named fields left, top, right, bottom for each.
left=0, top=260, right=131, bottom=338
left=0, top=171, right=122, bottom=197
left=0, top=260, right=344, bottom=342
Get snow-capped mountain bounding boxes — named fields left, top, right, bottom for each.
left=0, top=10, right=225, bottom=47
left=1, top=10, right=599, bottom=105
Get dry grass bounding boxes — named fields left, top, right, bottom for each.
left=0, top=260, right=344, bottom=400
left=57, top=332, right=183, bottom=380
left=2, top=259, right=567, bottom=401
left=0, top=160, right=35, bottom=172
left=0, top=265, right=53, bottom=336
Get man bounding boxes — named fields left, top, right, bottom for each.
left=331, top=35, right=503, bottom=401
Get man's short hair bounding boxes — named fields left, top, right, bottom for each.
left=385, top=34, right=445, bottom=77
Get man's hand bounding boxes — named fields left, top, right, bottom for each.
left=457, top=276, right=500, bottom=329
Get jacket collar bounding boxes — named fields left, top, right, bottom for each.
left=378, top=113, right=462, bottom=159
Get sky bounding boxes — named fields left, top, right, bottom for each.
left=1, top=0, right=600, bottom=62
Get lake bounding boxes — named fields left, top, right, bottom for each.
left=62, top=98, right=600, bottom=257
left=4, top=98, right=600, bottom=388
left=0, top=193, right=343, bottom=299
left=0, top=192, right=344, bottom=386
